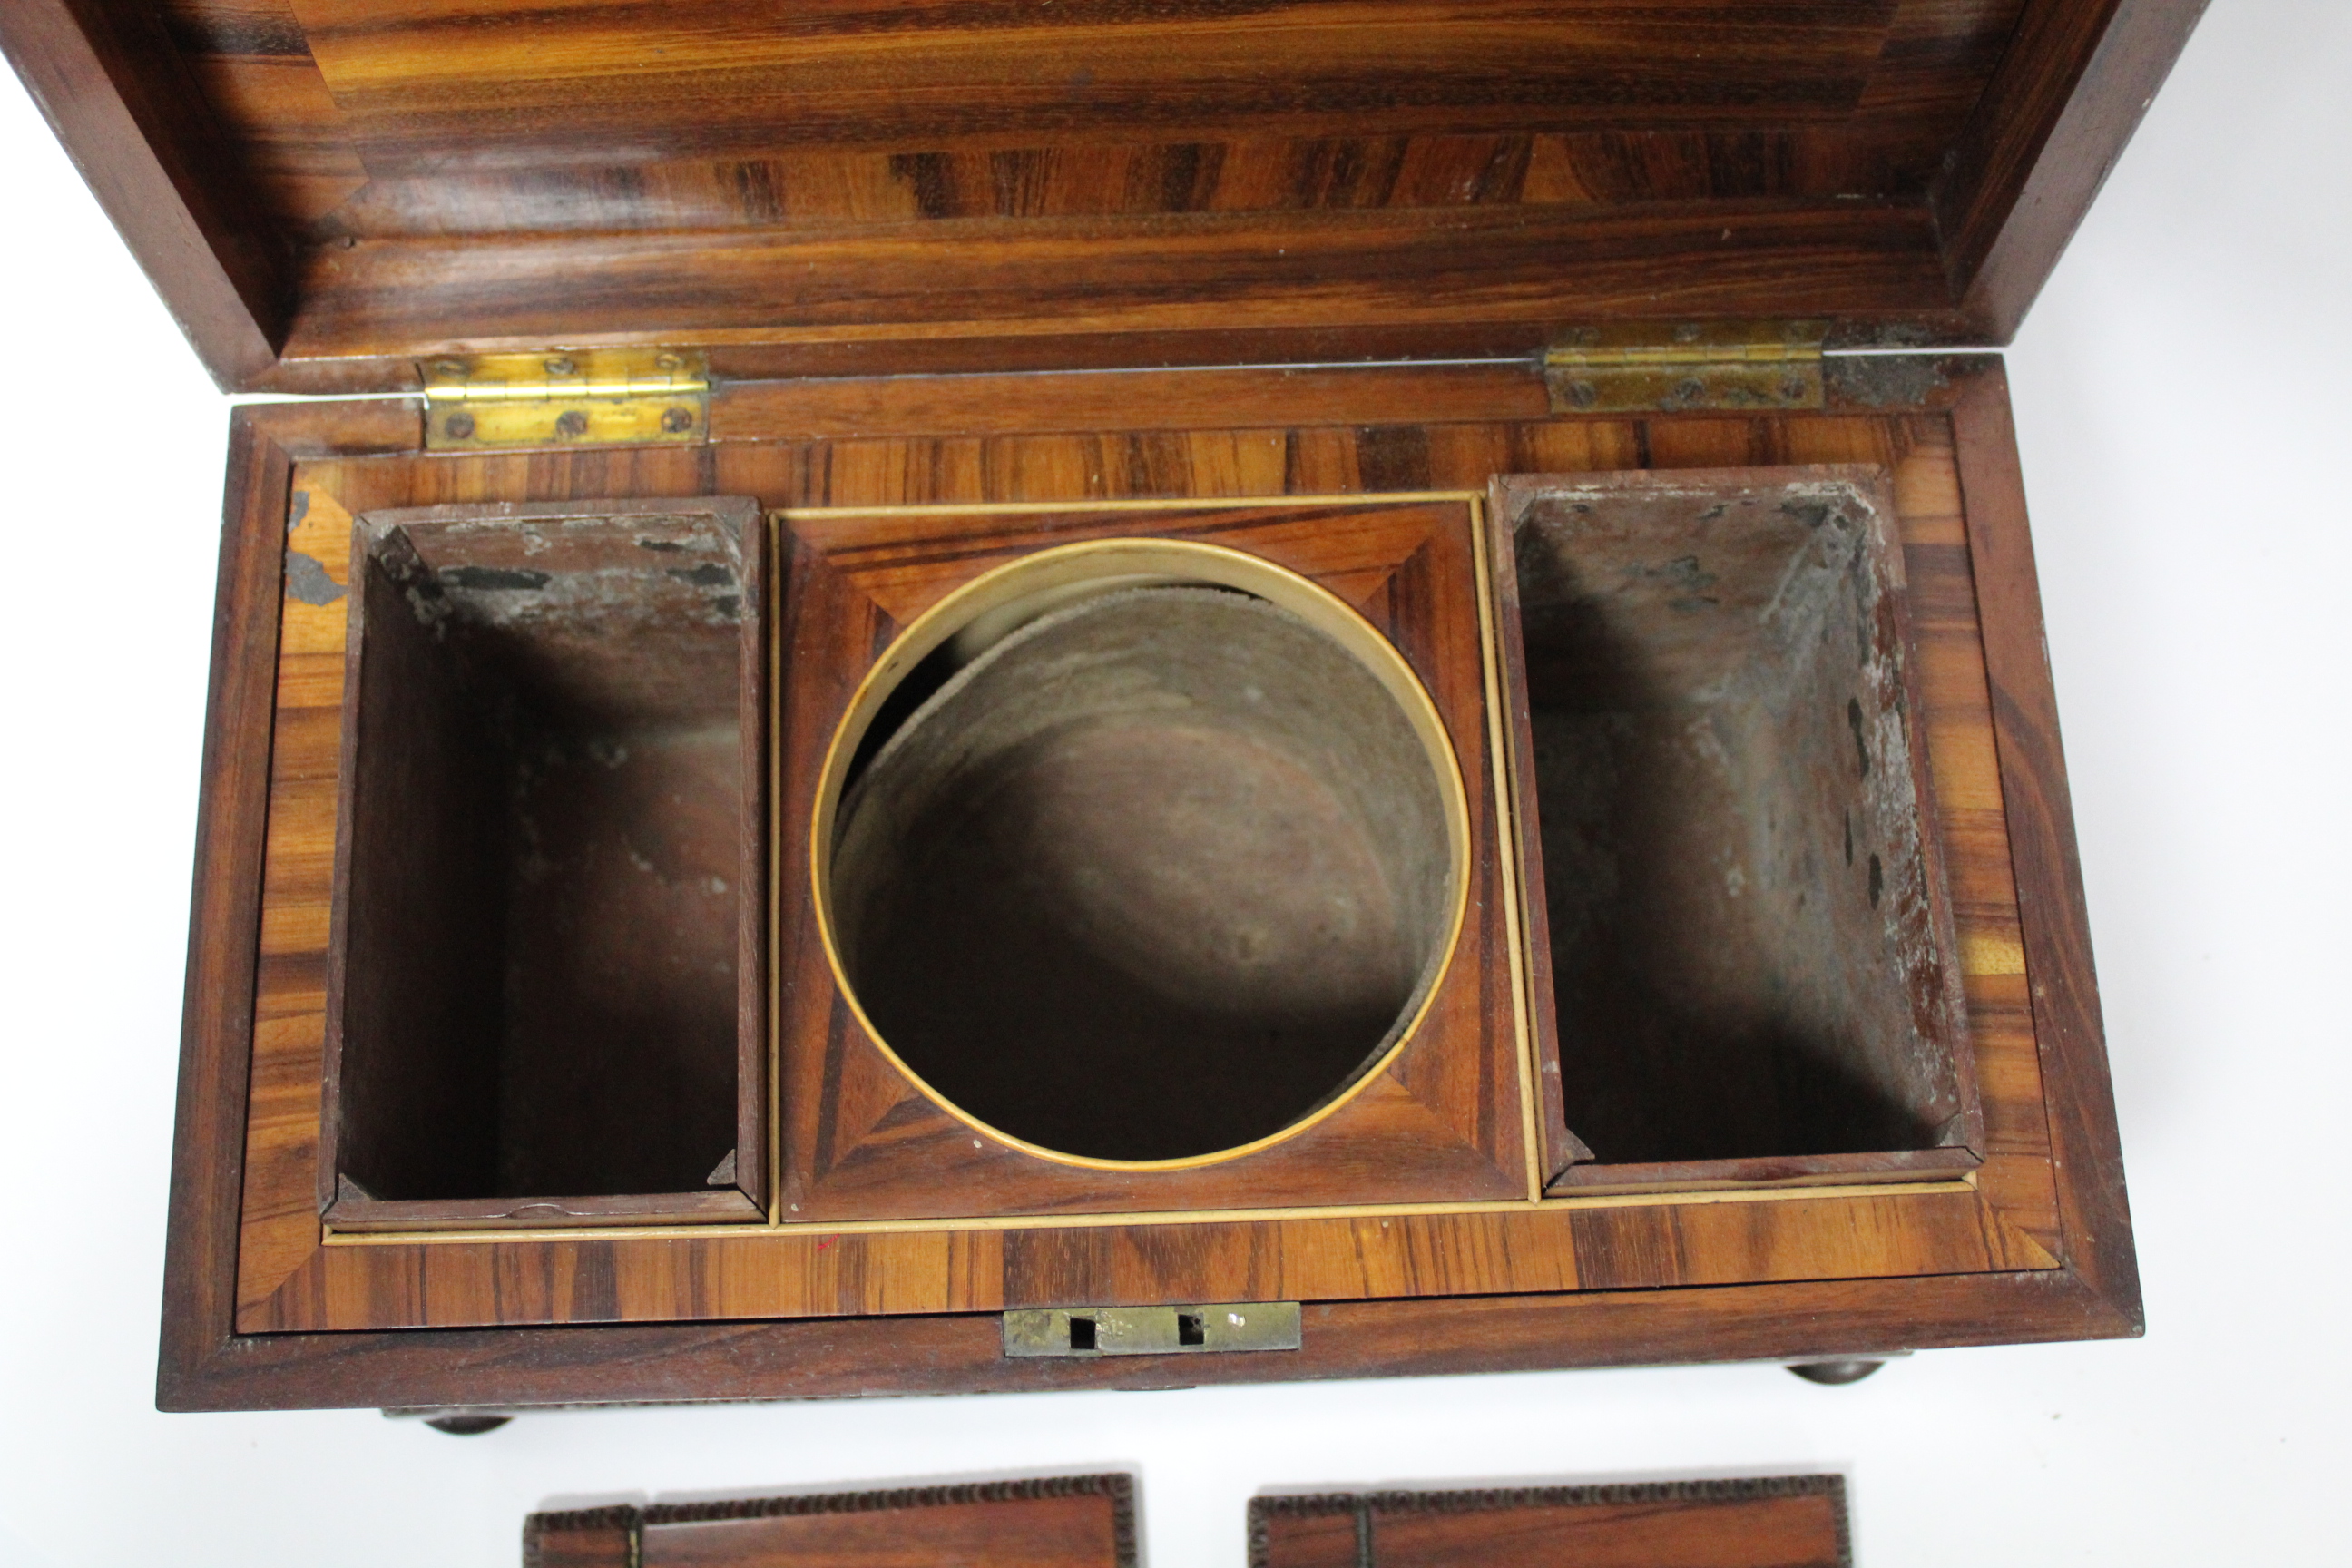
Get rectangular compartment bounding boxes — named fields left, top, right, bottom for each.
left=1491, top=467, right=1981, bottom=1193
left=320, top=498, right=766, bottom=1230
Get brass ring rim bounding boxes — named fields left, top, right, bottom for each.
left=808, top=536, right=1474, bottom=1172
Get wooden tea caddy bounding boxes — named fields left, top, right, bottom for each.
left=0, top=0, right=2199, bottom=1413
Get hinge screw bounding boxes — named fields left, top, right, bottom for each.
left=662, top=407, right=696, bottom=434
left=1563, top=380, right=1598, bottom=409
left=555, top=410, right=590, bottom=438
left=544, top=357, right=577, bottom=377
left=444, top=411, right=476, bottom=440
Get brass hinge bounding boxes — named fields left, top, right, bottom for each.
left=421, top=348, right=709, bottom=450
left=1003, top=1301, right=1301, bottom=1357
left=1543, top=321, right=1827, bottom=414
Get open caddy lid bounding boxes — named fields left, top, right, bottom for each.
left=5, top=0, right=2207, bottom=394
left=5, top=2, right=2206, bottom=384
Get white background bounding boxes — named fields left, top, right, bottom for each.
left=2, top=3, right=2346, bottom=1562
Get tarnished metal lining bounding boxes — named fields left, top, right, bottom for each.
left=1495, top=466, right=1979, bottom=1177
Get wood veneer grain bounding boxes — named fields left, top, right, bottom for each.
left=157, top=0, right=368, bottom=238
left=1251, top=1476, right=1848, bottom=1568
left=9, top=0, right=2205, bottom=386
left=223, top=376, right=2055, bottom=1339
left=1948, top=361, right=2137, bottom=1317
left=707, top=364, right=1555, bottom=443
left=178, top=1269, right=2132, bottom=1412
left=640, top=1475, right=1135, bottom=1568
left=149, top=0, right=2035, bottom=242
left=522, top=1475, right=1136, bottom=1568
left=279, top=200, right=1953, bottom=367
left=289, top=0, right=1900, bottom=172
left=158, top=406, right=298, bottom=1410
left=158, top=360, right=2126, bottom=1410
left=769, top=497, right=1526, bottom=1221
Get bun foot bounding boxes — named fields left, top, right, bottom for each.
left=422, top=1414, right=514, bottom=1436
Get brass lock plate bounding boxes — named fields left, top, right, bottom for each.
left=1003, top=1302, right=1302, bottom=1357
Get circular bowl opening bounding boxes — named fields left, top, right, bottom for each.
left=816, top=540, right=1467, bottom=1166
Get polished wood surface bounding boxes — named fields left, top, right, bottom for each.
left=524, top=1477, right=1135, bottom=1568
left=642, top=1477, right=1134, bottom=1568
left=171, top=1269, right=2135, bottom=1412
left=150, top=361, right=2116, bottom=1401
left=770, top=498, right=1527, bottom=1220
left=4, top=0, right=2208, bottom=387
left=293, top=0, right=1896, bottom=166
left=282, top=201, right=1953, bottom=373
left=164, top=0, right=1997, bottom=218
left=1949, top=360, right=2139, bottom=1325
left=142, top=364, right=2135, bottom=1410
left=1252, top=1476, right=1847, bottom=1568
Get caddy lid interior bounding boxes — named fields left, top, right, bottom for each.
left=5, top=0, right=2205, bottom=393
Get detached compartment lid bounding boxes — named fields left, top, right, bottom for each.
left=3, top=0, right=2205, bottom=391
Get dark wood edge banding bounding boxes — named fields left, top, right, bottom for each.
left=0, top=0, right=284, bottom=387
left=1481, top=476, right=1575, bottom=1183
left=528, top=1504, right=645, bottom=1534
left=156, top=406, right=294, bottom=1407
left=1947, top=361, right=2141, bottom=1327
left=1936, top=0, right=2212, bottom=339
left=1545, top=1145, right=1983, bottom=1196
left=521, top=1476, right=1136, bottom=1568
left=159, top=1267, right=2134, bottom=1411
left=157, top=401, right=424, bottom=1408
